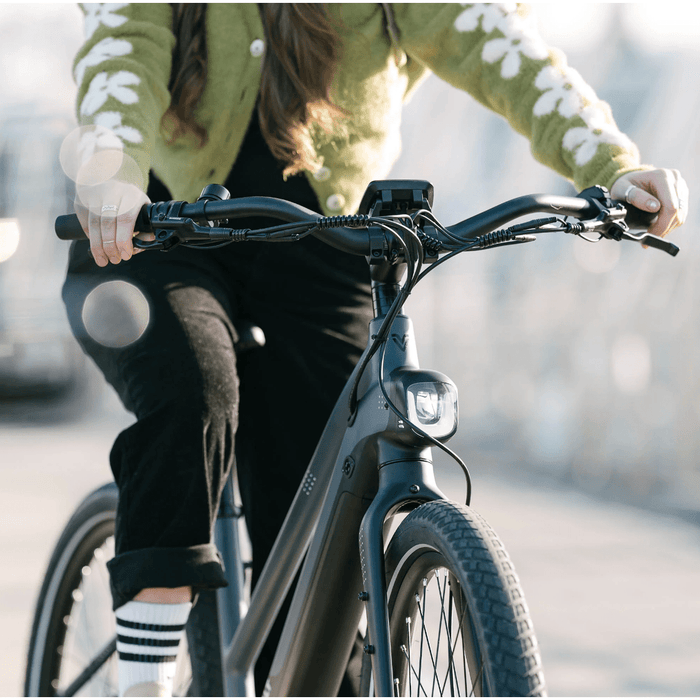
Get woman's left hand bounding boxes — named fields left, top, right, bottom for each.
left=610, top=169, right=689, bottom=239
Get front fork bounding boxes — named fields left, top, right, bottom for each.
left=359, top=454, right=446, bottom=697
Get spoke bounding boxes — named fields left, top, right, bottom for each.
left=56, top=597, right=89, bottom=689
left=394, top=555, right=495, bottom=697
left=418, top=592, right=425, bottom=694
left=81, top=574, right=98, bottom=685
left=458, top=584, right=469, bottom=697
left=408, top=570, right=476, bottom=698
left=415, top=581, right=439, bottom=692
left=433, top=572, right=454, bottom=697
left=441, top=577, right=480, bottom=697
left=446, top=578, right=483, bottom=697
left=83, top=558, right=112, bottom=692
left=431, top=573, right=447, bottom=697
left=445, top=584, right=460, bottom=697
left=447, top=584, right=454, bottom=696
left=401, top=644, right=430, bottom=696
left=58, top=540, right=118, bottom=697
left=430, top=571, right=463, bottom=698
left=406, top=617, right=412, bottom=697
left=57, top=637, right=117, bottom=697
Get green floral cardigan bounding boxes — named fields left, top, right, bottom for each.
left=72, top=3, right=648, bottom=215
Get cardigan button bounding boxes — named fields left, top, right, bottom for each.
left=326, top=194, right=345, bottom=211
left=250, top=39, right=265, bottom=57
left=313, top=166, right=331, bottom=182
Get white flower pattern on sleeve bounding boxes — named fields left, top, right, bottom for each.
left=481, top=14, right=548, bottom=79
left=80, top=71, right=141, bottom=117
left=455, top=4, right=634, bottom=167
left=74, top=37, right=133, bottom=86
left=83, top=3, right=129, bottom=41
left=454, top=3, right=516, bottom=33
left=77, top=5, right=145, bottom=158
left=533, top=64, right=632, bottom=164
left=533, top=65, right=597, bottom=118
left=76, top=124, right=124, bottom=169
left=454, top=4, right=548, bottom=79
left=94, top=111, right=143, bottom=145
left=563, top=106, right=634, bottom=166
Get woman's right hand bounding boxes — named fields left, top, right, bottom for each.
left=75, top=180, right=151, bottom=267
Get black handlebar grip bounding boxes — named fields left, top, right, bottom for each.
left=55, top=214, right=87, bottom=240
left=55, top=205, right=152, bottom=241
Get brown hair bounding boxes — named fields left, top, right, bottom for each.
left=166, top=4, right=208, bottom=147
left=165, top=3, right=343, bottom=177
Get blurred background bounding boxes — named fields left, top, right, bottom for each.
left=1, top=3, right=699, bottom=697
left=398, top=3, right=700, bottom=516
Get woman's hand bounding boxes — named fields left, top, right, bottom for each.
left=75, top=180, right=151, bottom=267
left=610, top=169, right=689, bottom=239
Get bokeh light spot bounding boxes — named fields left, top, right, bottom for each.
left=75, top=148, right=124, bottom=188
left=82, top=280, right=150, bottom=348
left=75, top=153, right=146, bottom=216
left=0, top=219, right=21, bottom=263
left=60, top=125, right=123, bottom=184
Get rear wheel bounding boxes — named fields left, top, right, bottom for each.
left=361, top=500, right=546, bottom=697
left=24, top=483, right=224, bottom=696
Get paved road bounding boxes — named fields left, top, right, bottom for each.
left=2, top=385, right=699, bottom=697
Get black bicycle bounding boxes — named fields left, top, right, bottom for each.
left=25, top=180, right=676, bottom=697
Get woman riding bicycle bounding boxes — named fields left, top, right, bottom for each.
left=62, top=4, right=687, bottom=696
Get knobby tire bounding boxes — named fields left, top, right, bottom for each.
left=360, top=500, right=546, bottom=697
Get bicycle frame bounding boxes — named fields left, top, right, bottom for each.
left=44, top=179, right=677, bottom=697
left=214, top=261, right=451, bottom=697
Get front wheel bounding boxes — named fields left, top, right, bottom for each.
left=24, top=482, right=224, bottom=697
left=361, top=500, right=546, bottom=697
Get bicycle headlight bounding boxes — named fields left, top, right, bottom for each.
left=405, top=380, right=458, bottom=440
left=387, top=369, right=459, bottom=445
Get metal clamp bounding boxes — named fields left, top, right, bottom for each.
left=367, top=226, right=387, bottom=263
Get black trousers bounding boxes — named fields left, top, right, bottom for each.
left=62, top=201, right=372, bottom=691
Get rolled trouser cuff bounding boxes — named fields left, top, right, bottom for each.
left=107, top=543, right=229, bottom=610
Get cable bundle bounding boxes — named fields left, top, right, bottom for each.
left=472, top=228, right=518, bottom=248
left=316, top=214, right=371, bottom=229
left=417, top=231, right=442, bottom=257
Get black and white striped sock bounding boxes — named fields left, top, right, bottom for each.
left=115, top=600, right=192, bottom=697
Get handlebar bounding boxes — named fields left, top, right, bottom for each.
left=55, top=181, right=679, bottom=258
left=445, top=193, right=598, bottom=241
left=56, top=196, right=371, bottom=256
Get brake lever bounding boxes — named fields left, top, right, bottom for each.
left=133, top=238, right=166, bottom=251
left=132, top=217, right=246, bottom=251
left=579, top=218, right=680, bottom=257
left=154, top=217, right=224, bottom=240
left=609, top=226, right=680, bottom=256
left=133, top=227, right=182, bottom=251
left=577, top=186, right=680, bottom=257
left=609, top=200, right=679, bottom=255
